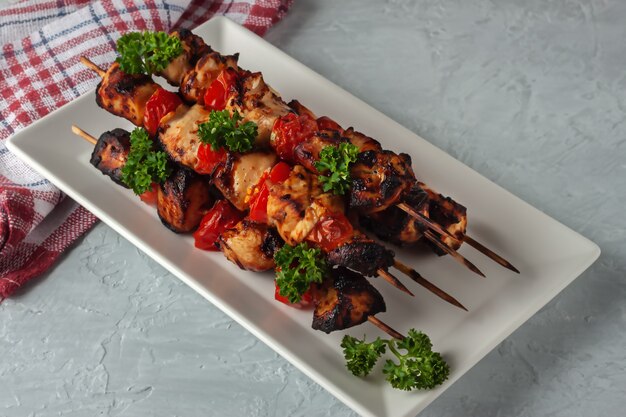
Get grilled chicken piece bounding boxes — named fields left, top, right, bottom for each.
left=216, top=219, right=283, bottom=271
left=157, top=167, right=213, bottom=233
left=293, top=131, right=347, bottom=174
left=213, top=150, right=277, bottom=211
left=159, top=29, right=212, bottom=86
left=267, top=165, right=344, bottom=246
left=359, top=183, right=429, bottom=245
left=95, top=62, right=160, bottom=126
left=89, top=128, right=131, bottom=187
left=180, top=51, right=239, bottom=104
left=342, top=127, right=382, bottom=153
left=350, top=150, right=415, bottom=215
left=287, top=99, right=317, bottom=119
left=418, top=182, right=467, bottom=252
left=227, top=71, right=291, bottom=148
left=311, top=267, right=386, bottom=333
left=326, top=232, right=395, bottom=277
left=158, top=103, right=210, bottom=171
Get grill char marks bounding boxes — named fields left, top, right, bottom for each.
left=95, top=62, right=160, bottom=126
left=217, top=219, right=284, bottom=272
left=157, top=167, right=213, bottom=233
left=312, top=267, right=386, bottom=334
left=350, top=150, right=415, bottom=215
left=89, top=128, right=132, bottom=187
left=326, top=235, right=395, bottom=277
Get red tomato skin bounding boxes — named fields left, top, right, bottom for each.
left=193, top=200, right=243, bottom=251
left=144, top=88, right=183, bottom=136
left=248, top=162, right=292, bottom=223
left=274, top=282, right=313, bottom=309
left=139, top=183, right=159, bottom=205
left=195, top=143, right=227, bottom=175
left=272, top=113, right=318, bottom=162
left=307, top=213, right=354, bottom=252
left=203, top=68, right=239, bottom=111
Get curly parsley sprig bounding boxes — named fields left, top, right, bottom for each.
left=121, top=127, right=171, bottom=195
left=274, top=242, right=328, bottom=304
left=341, top=329, right=450, bottom=391
left=116, top=31, right=182, bottom=75
left=314, top=142, right=359, bottom=195
left=197, top=110, right=257, bottom=153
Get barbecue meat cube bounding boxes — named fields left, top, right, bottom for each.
left=293, top=131, right=347, bottom=174
left=227, top=71, right=291, bottom=148
left=326, top=233, right=395, bottom=277
left=287, top=99, right=317, bottom=119
left=311, top=267, right=386, bottom=333
left=158, top=103, right=210, bottom=171
left=359, top=183, right=429, bottom=245
left=216, top=219, right=283, bottom=271
left=89, top=128, right=131, bottom=187
left=95, top=62, right=160, bottom=126
left=342, top=127, right=383, bottom=153
left=267, top=165, right=344, bottom=246
left=212, top=150, right=277, bottom=211
left=157, top=167, right=213, bottom=233
left=180, top=51, right=239, bottom=103
left=418, top=182, right=467, bottom=252
left=349, top=150, right=415, bottom=214
left=159, top=29, right=213, bottom=86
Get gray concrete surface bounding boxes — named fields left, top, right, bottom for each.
left=2, top=1, right=626, bottom=416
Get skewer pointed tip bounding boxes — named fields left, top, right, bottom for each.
left=376, top=269, right=414, bottom=296
left=464, top=235, right=520, bottom=274
left=393, top=260, right=468, bottom=311
left=424, top=231, right=486, bottom=278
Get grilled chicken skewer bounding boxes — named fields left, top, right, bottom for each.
left=80, top=54, right=491, bottom=277
left=72, top=124, right=408, bottom=337
left=73, top=124, right=466, bottom=310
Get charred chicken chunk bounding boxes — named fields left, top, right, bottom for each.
left=212, top=150, right=277, bottom=211
left=418, top=182, right=467, bottom=252
left=159, top=29, right=213, bottom=86
left=293, top=131, right=348, bottom=174
left=217, top=219, right=283, bottom=271
left=180, top=51, right=239, bottom=104
left=95, top=62, right=160, bottom=126
left=89, top=128, right=131, bottom=186
left=158, top=103, right=210, bottom=170
left=157, top=167, right=213, bottom=233
left=350, top=150, right=415, bottom=215
left=326, top=233, right=395, bottom=277
left=312, top=267, right=386, bottom=333
left=267, top=165, right=344, bottom=246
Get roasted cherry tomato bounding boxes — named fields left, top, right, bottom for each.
left=193, top=200, right=244, bottom=251
left=271, top=113, right=318, bottom=162
left=203, top=68, right=238, bottom=110
left=248, top=162, right=292, bottom=223
left=274, top=281, right=313, bottom=309
left=316, top=116, right=342, bottom=132
left=196, top=143, right=227, bottom=175
left=139, top=183, right=159, bottom=206
left=307, top=213, right=354, bottom=252
left=144, top=88, right=183, bottom=136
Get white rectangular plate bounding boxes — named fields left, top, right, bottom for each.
left=7, top=16, right=600, bottom=417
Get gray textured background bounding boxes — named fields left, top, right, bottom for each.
left=2, top=0, right=626, bottom=416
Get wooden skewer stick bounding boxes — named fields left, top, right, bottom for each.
left=464, top=235, right=519, bottom=274
left=72, top=125, right=97, bottom=145
left=424, top=230, right=486, bottom=278
left=398, top=202, right=518, bottom=274
left=367, top=316, right=404, bottom=340
left=393, top=260, right=467, bottom=311
left=80, top=56, right=105, bottom=77
left=376, top=268, right=414, bottom=297
left=79, top=56, right=517, bottom=275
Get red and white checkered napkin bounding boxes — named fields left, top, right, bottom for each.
left=0, top=0, right=292, bottom=300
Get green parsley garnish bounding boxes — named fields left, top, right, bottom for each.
left=197, top=110, right=257, bottom=153
left=314, top=142, right=359, bottom=195
left=341, top=329, right=450, bottom=391
left=116, top=31, right=183, bottom=75
left=121, top=127, right=171, bottom=194
left=274, top=242, right=328, bottom=303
